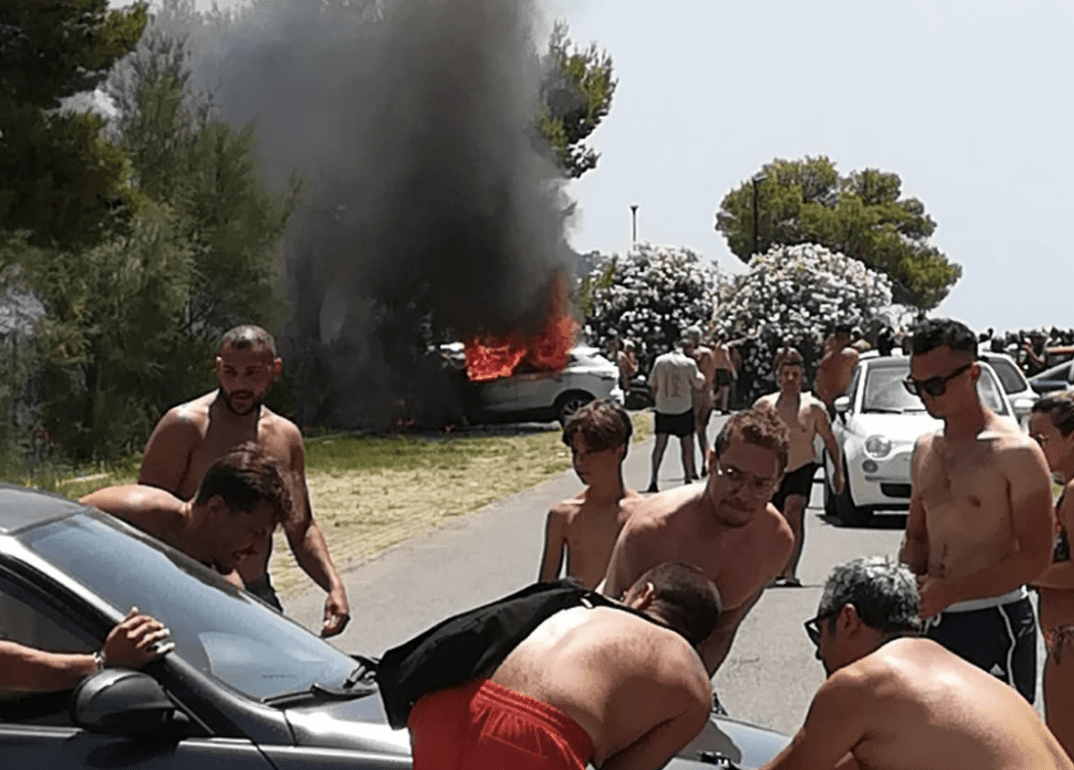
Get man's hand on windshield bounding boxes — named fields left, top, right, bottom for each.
left=102, top=607, right=174, bottom=667
left=322, top=587, right=350, bottom=638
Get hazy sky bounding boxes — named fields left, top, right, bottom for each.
left=151, top=1, right=1074, bottom=333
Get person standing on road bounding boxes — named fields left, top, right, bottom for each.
left=601, top=404, right=794, bottom=677
left=754, top=348, right=843, bottom=588
left=395, top=563, right=720, bottom=770
left=538, top=400, right=643, bottom=589
left=762, top=556, right=1073, bottom=770
left=900, top=317, right=1054, bottom=702
left=815, top=323, right=860, bottom=419
left=686, top=326, right=717, bottom=477
left=1029, top=394, right=1074, bottom=758
left=647, top=336, right=706, bottom=493
left=606, top=331, right=638, bottom=397
left=712, top=333, right=737, bottom=415
left=138, top=325, right=350, bottom=637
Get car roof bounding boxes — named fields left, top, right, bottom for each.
left=0, top=484, right=83, bottom=536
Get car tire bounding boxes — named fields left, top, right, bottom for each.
left=556, top=391, right=594, bottom=426
left=833, top=457, right=873, bottom=527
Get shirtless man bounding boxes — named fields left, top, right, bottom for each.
left=606, top=331, right=638, bottom=396
left=763, top=556, right=1072, bottom=770
left=712, top=333, right=736, bottom=415
left=815, top=323, right=860, bottom=419
left=686, top=326, right=717, bottom=474
left=539, top=399, right=643, bottom=588
left=602, top=404, right=794, bottom=675
left=82, top=443, right=293, bottom=589
left=899, top=317, right=1053, bottom=701
left=139, top=325, right=350, bottom=637
left=754, top=348, right=843, bottom=587
left=406, top=562, right=718, bottom=770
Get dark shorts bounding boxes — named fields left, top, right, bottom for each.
left=771, top=462, right=818, bottom=511
left=655, top=408, right=695, bottom=437
left=924, top=595, right=1036, bottom=703
left=246, top=573, right=284, bottom=612
left=715, top=369, right=732, bottom=388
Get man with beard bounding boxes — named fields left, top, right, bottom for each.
left=138, top=325, right=350, bottom=637
left=762, top=556, right=1072, bottom=770
left=601, top=404, right=794, bottom=676
left=900, top=317, right=1053, bottom=701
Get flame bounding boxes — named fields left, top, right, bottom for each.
left=464, top=275, right=579, bottom=382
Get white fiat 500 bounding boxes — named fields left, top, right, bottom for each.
left=822, top=355, right=1015, bottom=526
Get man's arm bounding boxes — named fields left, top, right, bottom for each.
left=936, top=441, right=1053, bottom=609
left=1034, top=483, right=1074, bottom=589
left=283, top=430, right=350, bottom=637
left=538, top=508, right=567, bottom=582
left=138, top=408, right=197, bottom=494
left=899, top=439, right=929, bottom=575
left=813, top=405, right=844, bottom=493
left=601, top=520, right=646, bottom=599
left=760, top=669, right=870, bottom=770
left=648, top=361, right=661, bottom=397
left=79, top=486, right=170, bottom=540
left=698, top=589, right=763, bottom=676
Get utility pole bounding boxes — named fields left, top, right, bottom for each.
left=751, top=173, right=768, bottom=257
left=630, top=204, right=639, bottom=247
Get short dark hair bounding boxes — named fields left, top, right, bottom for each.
left=629, top=561, right=721, bottom=647
left=219, top=325, right=278, bottom=358
left=714, top=403, right=790, bottom=473
left=831, top=323, right=853, bottom=336
left=818, top=556, right=921, bottom=637
left=194, top=442, right=294, bottom=526
left=562, top=399, right=633, bottom=457
left=909, top=318, right=977, bottom=359
left=775, top=346, right=803, bottom=371
left=1032, top=393, right=1074, bottom=437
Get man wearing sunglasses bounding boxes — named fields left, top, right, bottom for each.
left=600, top=404, right=794, bottom=678
left=761, top=557, right=1072, bottom=770
left=899, top=317, right=1053, bottom=703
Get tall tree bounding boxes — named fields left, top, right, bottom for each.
left=714, top=156, right=961, bottom=309
left=537, top=21, right=616, bottom=179
left=0, top=0, right=148, bottom=249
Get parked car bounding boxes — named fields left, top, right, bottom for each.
left=443, top=344, right=625, bottom=425
left=978, top=351, right=1038, bottom=428
left=822, top=357, right=1014, bottom=526
left=1028, top=359, right=1074, bottom=396
left=0, top=486, right=788, bottom=769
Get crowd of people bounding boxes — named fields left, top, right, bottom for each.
left=5, top=317, right=1074, bottom=769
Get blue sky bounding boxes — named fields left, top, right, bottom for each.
left=157, top=1, right=1074, bottom=333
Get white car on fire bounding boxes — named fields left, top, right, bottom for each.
left=822, top=355, right=1016, bottom=526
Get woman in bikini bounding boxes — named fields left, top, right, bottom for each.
left=1029, top=393, right=1074, bottom=759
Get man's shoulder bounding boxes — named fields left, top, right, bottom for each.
left=759, top=503, right=795, bottom=547
left=548, top=497, right=583, bottom=521
left=164, top=393, right=214, bottom=425
left=261, top=408, right=302, bottom=438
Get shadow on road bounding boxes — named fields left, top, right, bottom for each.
left=817, top=513, right=908, bottom=530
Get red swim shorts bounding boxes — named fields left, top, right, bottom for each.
left=408, top=679, right=593, bottom=770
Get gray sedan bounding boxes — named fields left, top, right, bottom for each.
left=0, top=486, right=787, bottom=769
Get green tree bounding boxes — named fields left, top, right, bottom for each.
left=0, top=0, right=148, bottom=249
left=537, top=21, right=616, bottom=179
left=714, top=156, right=961, bottom=309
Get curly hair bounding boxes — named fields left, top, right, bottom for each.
left=714, top=402, right=790, bottom=473
left=193, top=442, right=295, bottom=526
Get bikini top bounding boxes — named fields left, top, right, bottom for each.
left=375, top=579, right=689, bottom=730
left=1055, top=493, right=1070, bottom=564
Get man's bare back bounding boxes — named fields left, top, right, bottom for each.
left=492, top=605, right=711, bottom=767
left=755, top=392, right=824, bottom=471
left=816, top=346, right=858, bottom=405
left=602, top=485, right=792, bottom=673
left=540, top=489, right=643, bottom=589
left=83, top=484, right=186, bottom=548
left=766, top=637, right=1072, bottom=770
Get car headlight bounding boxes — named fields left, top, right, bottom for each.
left=864, top=435, right=892, bottom=459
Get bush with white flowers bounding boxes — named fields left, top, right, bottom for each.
left=582, top=243, right=720, bottom=372
left=715, top=243, right=894, bottom=402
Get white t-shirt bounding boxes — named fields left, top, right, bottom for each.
left=649, top=351, right=704, bottom=414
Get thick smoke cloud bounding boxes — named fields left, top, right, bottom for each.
left=177, top=0, right=574, bottom=427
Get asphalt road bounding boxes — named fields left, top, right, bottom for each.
left=281, top=413, right=1035, bottom=736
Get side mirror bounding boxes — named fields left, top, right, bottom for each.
left=1013, top=397, right=1036, bottom=415
left=71, top=669, right=186, bottom=738
left=833, top=396, right=850, bottom=414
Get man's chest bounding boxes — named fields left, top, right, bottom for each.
left=183, top=426, right=290, bottom=488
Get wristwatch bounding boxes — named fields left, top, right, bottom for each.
left=92, top=650, right=106, bottom=672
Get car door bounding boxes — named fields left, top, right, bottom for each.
left=0, top=569, right=276, bottom=770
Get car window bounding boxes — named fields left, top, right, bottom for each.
left=861, top=362, right=1009, bottom=414
left=845, top=367, right=862, bottom=406
left=22, top=514, right=358, bottom=702
left=985, top=357, right=1028, bottom=394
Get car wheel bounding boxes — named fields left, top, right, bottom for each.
left=556, top=391, right=594, bottom=426
left=834, top=457, right=873, bottom=527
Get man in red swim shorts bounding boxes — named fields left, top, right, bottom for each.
left=405, top=562, right=719, bottom=770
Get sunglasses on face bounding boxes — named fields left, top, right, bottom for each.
left=803, top=611, right=837, bottom=647
left=902, top=361, right=973, bottom=398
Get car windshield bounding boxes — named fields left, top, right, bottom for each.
left=862, top=361, right=1008, bottom=415
left=21, top=512, right=356, bottom=702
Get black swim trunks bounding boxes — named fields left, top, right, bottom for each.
left=245, top=573, right=284, bottom=612
left=655, top=408, right=696, bottom=438
left=771, top=462, right=818, bottom=511
left=715, top=369, right=732, bottom=388
left=924, top=591, right=1036, bottom=703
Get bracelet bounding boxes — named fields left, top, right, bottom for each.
left=92, top=651, right=106, bottom=672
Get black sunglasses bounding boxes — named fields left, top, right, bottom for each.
left=804, top=611, right=838, bottom=647
left=902, top=361, right=973, bottom=398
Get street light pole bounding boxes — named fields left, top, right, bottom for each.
left=630, top=204, right=639, bottom=247
left=750, top=172, right=768, bottom=257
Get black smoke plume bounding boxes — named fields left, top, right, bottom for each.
left=173, top=0, right=575, bottom=428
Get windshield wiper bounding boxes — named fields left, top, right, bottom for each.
left=262, top=655, right=381, bottom=708
left=343, top=655, right=379, bottom=689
